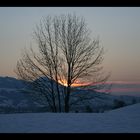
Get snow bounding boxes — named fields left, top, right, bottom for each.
left=0, top=103, right=140, bottom=133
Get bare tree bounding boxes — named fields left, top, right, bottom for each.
left=15, top=14, right=109, bottom=113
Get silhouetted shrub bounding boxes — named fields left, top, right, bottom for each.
left=113, top=99, right=126, bottom=109
left=132, top=98, right=137, bottom=104
left=85, top=105, right=93, bottom=113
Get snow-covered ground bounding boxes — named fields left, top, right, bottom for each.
left=0, top=103, right=140, bottom=133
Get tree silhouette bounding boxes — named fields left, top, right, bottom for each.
left=15, top=14, right=110, bottom=112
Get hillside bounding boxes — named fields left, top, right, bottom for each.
left=0, top=76, right=140, bottom=113
left=0, top=76, right=25, bottom=89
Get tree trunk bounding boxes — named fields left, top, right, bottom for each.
left=65, top=85, right=71, bottom=112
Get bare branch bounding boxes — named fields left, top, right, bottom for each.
left=15, top=14, right=110, bottom=113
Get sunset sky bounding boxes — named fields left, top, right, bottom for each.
left=0, top=7, right=140, bottom=82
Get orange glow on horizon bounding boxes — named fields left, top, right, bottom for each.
left=58, top=79, right=91, bottom=87
left=58, top=79, right=140, bottom=87
left=58, top=79, right=68, bottom=86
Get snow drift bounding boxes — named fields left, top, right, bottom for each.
left=0, top=103, right=140, bottom=133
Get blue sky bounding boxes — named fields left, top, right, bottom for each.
left=0, top=7, right=140, bottom=81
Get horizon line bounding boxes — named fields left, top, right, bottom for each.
left=0, top=75, right=140, bottom=85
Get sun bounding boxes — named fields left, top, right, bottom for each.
left=63, top=83, right=68, bottom=86
left=58, top=79, right=68, bottom=87
left=58, top=79, right=90, bottom=87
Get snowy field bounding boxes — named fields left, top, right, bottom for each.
left=0, top=103, right=140, bottom=133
